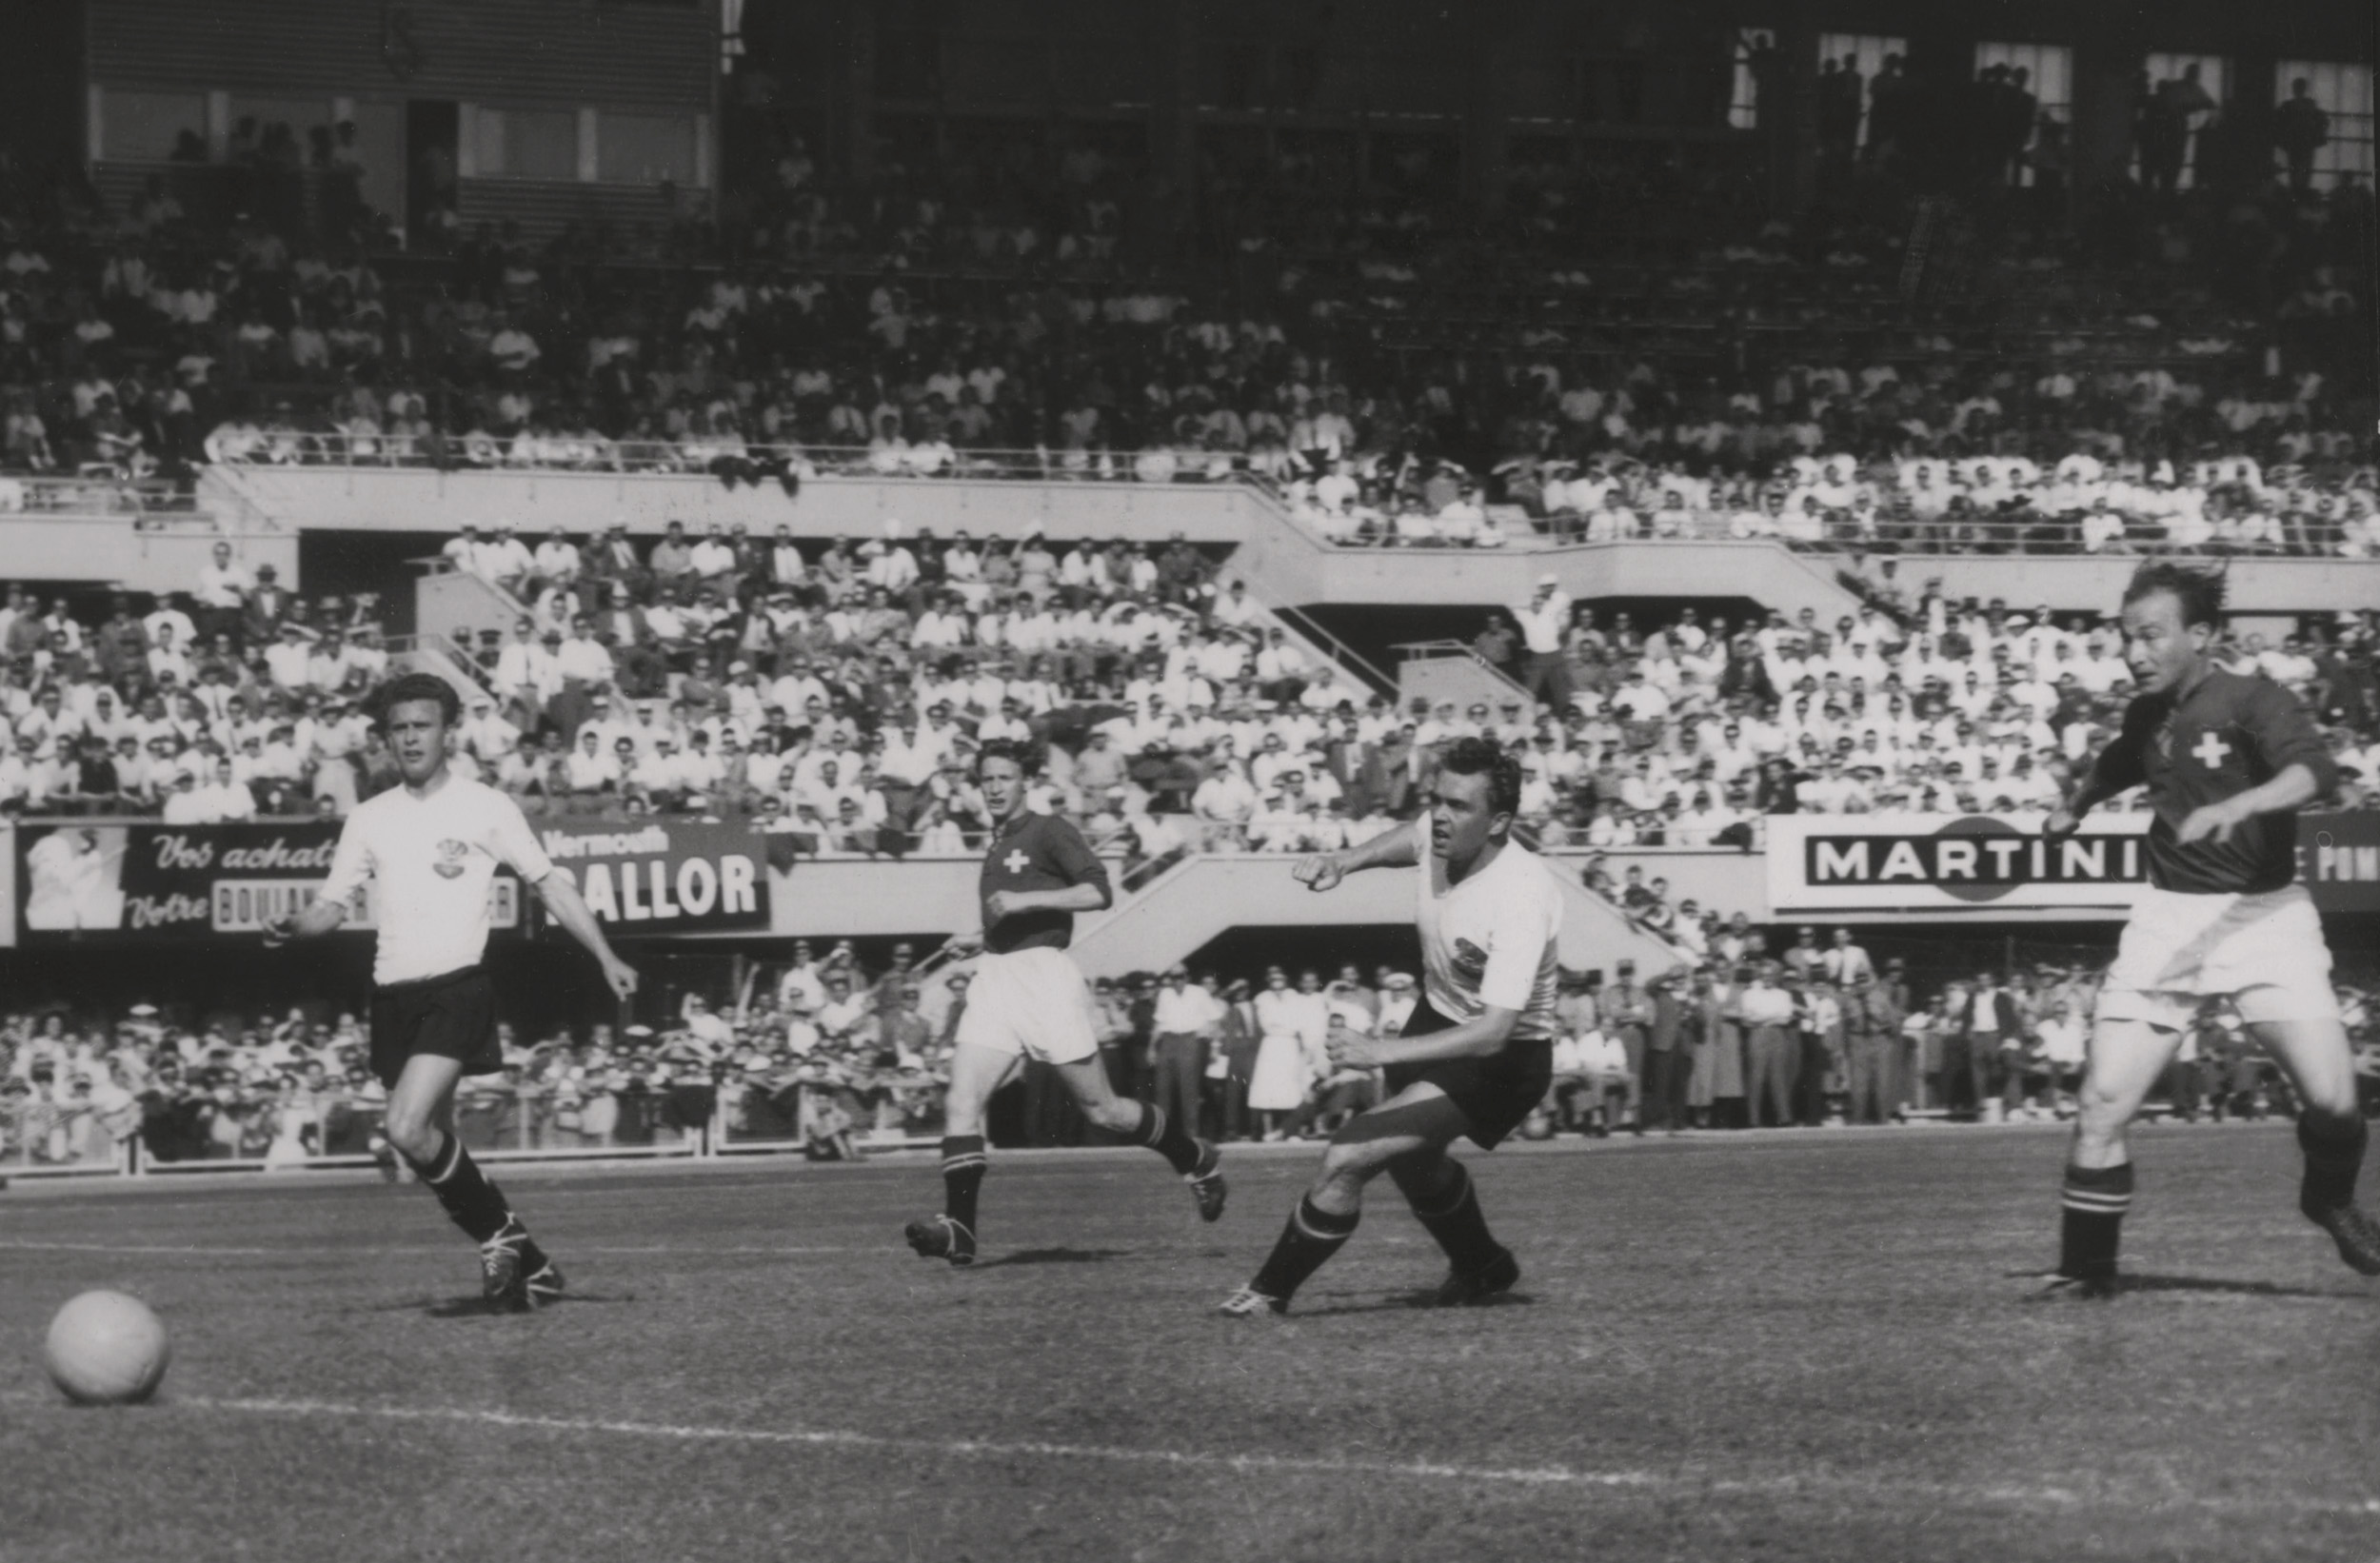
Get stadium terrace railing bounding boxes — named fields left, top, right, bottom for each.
left=1306, top=513, right=2374, bottom=559
left=1392, top=638, right=1534, bottom=701
left=194, top=434, right=2372, bottom=561
left=0, top=473, right=206, bottom=519
left=202, top=433, right=1293, bottom=492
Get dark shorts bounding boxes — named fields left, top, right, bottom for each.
left=368, top=966, right=499, bottom=1090
left=1381, top=998, right=1555, bottom=1150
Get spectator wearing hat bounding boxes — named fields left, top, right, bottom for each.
left=1643, top=969, right=1689, bottom=1133
left=1952, top=969, right=2021, bottom=1123
left=1511, top=575, right=1575, bottom=712
left=1601, top=959, right=1652, bottom=1135
left=1794, top=973, right=1844, bottom=1126
left=1841, top=974, right=1904, bottom=1125
left=1211, top=977, right=1261, bottom=1139
left=1739, top=961, right=1798, bottom=1128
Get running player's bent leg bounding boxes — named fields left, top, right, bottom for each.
left=1386, top=1145, right=1509, bottom=1281
left=1237, top=1084, right=1465, bottom=1308
left=385, top=1054, right=511, bottom=1243
left=1055, top=1054, right=1206, bottom=1177
left=2244, top=1017, right=2380, bottom=1271
left=2057, top=1018, right=2183, bottom=1282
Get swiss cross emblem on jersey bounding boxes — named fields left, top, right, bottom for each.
left=1002, top=849, right=1031, bottom=874
left=432, top=839, right=468, bottom=880
left=2192, top=731, right=2230, bottom=769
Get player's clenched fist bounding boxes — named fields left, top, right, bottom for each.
left=1324, top=1028, right=1378, bottom=1071
left=1293, top=853, right=1346, bottom=893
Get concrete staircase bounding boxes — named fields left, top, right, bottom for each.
left=1063, top=852, right=1685, bottom=980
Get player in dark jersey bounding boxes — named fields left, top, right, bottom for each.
left=903, top=741, right=1225, bottom=1266
left=2037, top=562, right=2380, bottom=1297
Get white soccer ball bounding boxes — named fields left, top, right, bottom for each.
left=45, top=1290, right=170, bottom=1405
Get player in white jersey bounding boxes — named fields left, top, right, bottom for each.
left=1221, top=738, right=1564, bottom=1316
left=267, top=673, right=638, bottom=1312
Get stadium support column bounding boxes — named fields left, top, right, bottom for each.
left=1771, top=1, right=1818, bottom=213
left=839, top=0, right=876, bottom=184
left=2068, top=17, right=2149, bottom=228
left=1149, top=0, right=1198, bottom=259
left=2220, top=45, right=2282, bottom=193
left=1458, top=0, right=1510, bottom=218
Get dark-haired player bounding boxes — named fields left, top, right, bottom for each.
left=2037, top=563, right=2379, bottom=1297
left=1220, top=737, right=1564, bottom=1316
left=267, top=672, right=639, bottom=1311
left=904, top=740, right=1224, bottom=1267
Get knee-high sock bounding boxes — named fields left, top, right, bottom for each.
left=2058, top=1161, right=2133, bottom=1280
left=941, top=1135, right=988, bottom=1234
left=2299, top=1111, right=2368, bottom=1214
left=1249, top=1196, right=1359, bottom=1301
left=1128, top=1101, right=1206, bottom=1177
left=1405, top=1160, right=1504, bottom=1275
left=404, top=1132, right=514, bottom=1245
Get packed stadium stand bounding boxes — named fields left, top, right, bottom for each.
left=0, top=0, right=2373, bottom=1172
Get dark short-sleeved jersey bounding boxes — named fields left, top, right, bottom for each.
left=2092, top=669, right=2337, bottom=894
left=981, top=811, right=1110, bottom=954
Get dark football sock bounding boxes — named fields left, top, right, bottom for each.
left=1406, top=1160, right=1505, bottom=1276
left=405, top=1132, right=514, bottom=1245
left=1128, top=1102, right=1205, bottom=1177
left=1249, top=1195, right=1359, bottom=1301
left=2297, top=1110, right=2368, bottom=1214
left=2058, top=1161, right=2133, bottom=1281
left=941, top=1135, right=988, bottom=1234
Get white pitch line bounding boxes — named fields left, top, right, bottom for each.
left=122, top=1394, right=2380, bottom=1519
left=0, top=1238, right=871, bottom=1258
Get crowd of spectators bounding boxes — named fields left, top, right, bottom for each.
left=0, top=121, right=2369, bottom=544
left=0, top=547, right=395, bottom=819
left=8, top=937, right=2374, bottom=1171
left=5, top=505, right=2378, bottom=980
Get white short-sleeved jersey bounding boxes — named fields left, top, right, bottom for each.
left=321, top=774, right=553, bottom=986
left=1415, top=835, right=1564, bottom=1041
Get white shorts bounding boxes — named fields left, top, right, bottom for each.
left=2095, top=882, right=2338, bottom=1032
left=952, top=945, right=1101, bottom=1066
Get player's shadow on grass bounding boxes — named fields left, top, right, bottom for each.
left=972, top=1246, right=1127, bottom=1269
left=1291, top=1288, right=1538, bottom=1317
left=2118, top=1273, right=2372, bottom=1302
left=356, top=1292, right=639, bottom=1318
left=2005, top=1268, right=2369, bottom=1302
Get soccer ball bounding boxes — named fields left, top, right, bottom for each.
left=45, top=1290, right=170, bottom=1405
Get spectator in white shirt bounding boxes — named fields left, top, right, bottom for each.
left=1820, top=927, right=1874, bottom=986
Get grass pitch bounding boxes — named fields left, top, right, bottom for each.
left=4, top=1125, right=2377, bottom=1562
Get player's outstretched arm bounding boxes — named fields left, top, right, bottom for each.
left=532, top=871, right=640, bottom=1000
left=2046, top=753, right=2135, bottom=836
left=984, top=881, right=1109, bottom=924
left=2049, top=704, right=2153, bottom=836
left=263, top=897, right=348, bottom=946
left=1294, top=819, right=1420, bottom=892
